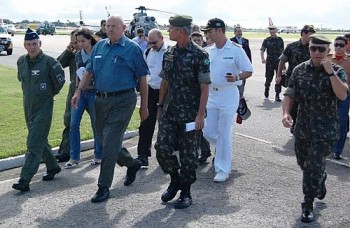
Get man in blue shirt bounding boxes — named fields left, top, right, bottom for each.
left=72, top=15, right=149, bottom=203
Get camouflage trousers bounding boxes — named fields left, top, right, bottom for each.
left=295, top=139, right=333, bottom=201
left=264, top=58, right=279, bottom=89
left=155, top=116, right=200, bottom=184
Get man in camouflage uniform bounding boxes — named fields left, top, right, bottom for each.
left=282, top=35, right=348, bottom=223
left=260, top=25, right=284, bottom=101
left=155, top=15, right=211, bottom=209
left=55, top=29, right=80, bottom=162
left=12, top=29, right=65, bottom=192
left=276, top=25, right=316, bottom=134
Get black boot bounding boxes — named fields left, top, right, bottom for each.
left=275, top=92, right=282, bottom=102
left=174, top=184, right=192, bottom=209
left=12, top=179, right=30, bottom=192
left=198, top=151, right=211, bottom=165
left=301, top=201, right=314, bottom=223
left=161, top=172, right=180, bottom=202
left=264, top=87, right=269, bottom=98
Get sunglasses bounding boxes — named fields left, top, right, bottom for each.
left=309, top=46, right=327, bottom=53
left=334, top=43, right=346, bottom=48
left=148, top=40, right=158, bottom=45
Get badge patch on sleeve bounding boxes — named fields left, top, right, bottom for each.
left=56, top=74, right=65, bottom=82
left=40, top=83, right=47, bottom=90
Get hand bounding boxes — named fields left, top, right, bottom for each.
left=66, top=44, right=75, bottom=52
left=275, top=74, right=281, bottom=84
left=156, top=107, right=162, bottom=121
left=195, top=113, right=205, bottom=130
left=71, top=91, right=81, bottom=109
left=282, top=114, right=293, bottom=128
left=225, top=74, right=237, bottom=82
left=139, top=106, right=149, bottom=122
left=321, top=58, right=333, bottom=74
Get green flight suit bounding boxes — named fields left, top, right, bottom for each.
left=17, top=50, right=65, bottom=182
left=57, top=50, right=77, bottom=156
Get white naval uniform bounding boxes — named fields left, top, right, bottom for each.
left=203, top=39, right=253, bottom=175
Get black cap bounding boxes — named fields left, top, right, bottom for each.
left=24, top=28, right=39, bottom=41
left=201, top=18, right=225, bottom=31
left=309, top=34, right=331, bottom=44
left=169, top=15, right=192, bottom=27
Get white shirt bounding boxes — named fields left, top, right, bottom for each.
left=145, top=42, right=169, bottom=89
left=206, top=39, right=253, bottom=88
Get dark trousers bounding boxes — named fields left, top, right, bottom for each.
left=58, top=82, right=75, bottom=155
left=95, top=90, right=137, bottom=188
left=264, top=58, right=279, bottom=89
left=137, top=86, right=159, bottom=157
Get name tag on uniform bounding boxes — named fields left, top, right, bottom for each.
left=95, top=55, right=102, bottom=59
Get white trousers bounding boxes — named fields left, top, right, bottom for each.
left=203, top=86, right=239, bottom=174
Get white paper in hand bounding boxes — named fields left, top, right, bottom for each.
left=185, top=119, right=206, bottom=132
left=76, top=67, right=86, bottom=81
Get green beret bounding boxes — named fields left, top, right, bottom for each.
left=169, top=15, right=192, bottom=27
left=309, top=34, right=331, bottom=44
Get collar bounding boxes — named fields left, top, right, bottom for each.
left=107, top=35, right=126, bottom=47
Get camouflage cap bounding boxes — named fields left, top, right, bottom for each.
left=309, top=34, right=331, bottom=44
left=169, top=15, right=192, bottom=27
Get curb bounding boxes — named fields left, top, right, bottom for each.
left=0, top=130, right=139, bottom=172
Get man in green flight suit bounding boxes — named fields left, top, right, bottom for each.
left=12, top=28, right=65, bottom=192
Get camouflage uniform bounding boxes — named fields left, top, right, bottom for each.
left=155, top=42, right=211, bottom=185
left=284, top=60, right=347, bottom=203
left=260, top=36, right=284, bottom=91
left=280, top=39, right=311, bottom=129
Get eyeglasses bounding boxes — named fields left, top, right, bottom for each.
left=334, top=43, right=346, bottom=48
left=309, top=46, right=327, bottom=53
left=148, top=40, right=159, bottom=45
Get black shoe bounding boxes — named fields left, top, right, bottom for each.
left=333, top=153, right=341, bottom=160
left=161, top=182, right=180, bottom=202
left=12, top=179, right=30, bottom=192
left=42, top=166, right=61, bottom=181
left=124, top=159, right=142, bottom=186
left=301, top=202, right=314, bottom=223
left=264, top=88, right=269, bottom=98
left=174, top=191, right=192, bottom=209
left=318, top=172, right=327, bottom=200
left=91, top=187, right=110, bottom=203
left=275, top=95, right=282, bottom=102
left=137, top=156, right=149, bottom=167
left=55, top=153, right=70, bottom=162
left=198, top=151, right=211, bottom=165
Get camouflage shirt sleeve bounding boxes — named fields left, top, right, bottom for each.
left=198, top=50, right=211, bottom=84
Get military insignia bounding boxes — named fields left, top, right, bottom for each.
left=40, top=83, right=47, bottom=90
left=56, top=74, right=64, bottom=82
left=31, top=70, right=40, bottom=76
left=204, top=59, right=210, bottom=65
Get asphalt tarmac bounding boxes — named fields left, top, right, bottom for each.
left=0, top=34, right=349, bottom=227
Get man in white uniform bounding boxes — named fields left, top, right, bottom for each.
left=137, top=28, right=169, bottom=167
left=202, top=18, right=253, bottom=182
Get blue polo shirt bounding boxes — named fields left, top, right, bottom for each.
left=86, top=35, right=149, bottom=92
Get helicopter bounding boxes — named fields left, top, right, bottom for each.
left=125, top=6, right=174, bottom=39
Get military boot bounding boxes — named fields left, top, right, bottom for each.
left=12, top=179, right=30, bottom=192
left=174, top=184, right=192, bottom=209
left=264, top=87, right=269, bottom=98
left=301, top=201, right=314, bottom=223
left=161, top=172, right=180, bottom=202
left=275, top=92, right=282, bottom=102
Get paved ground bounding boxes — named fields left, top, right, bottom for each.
left=1, top=34, right=350, bottom=227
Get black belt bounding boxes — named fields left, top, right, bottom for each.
left=96, top=89, right=134, bottom=98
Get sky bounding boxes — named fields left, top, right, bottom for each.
left=1, top=0, right=349, bottom=30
